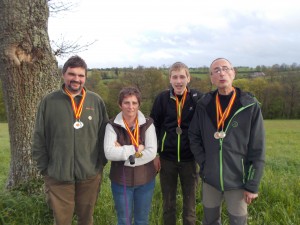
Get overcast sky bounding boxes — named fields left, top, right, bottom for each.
left=48, top=0, right=300, bottom=68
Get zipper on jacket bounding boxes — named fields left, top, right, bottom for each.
left=219, top=139, right=224, bottom=191
left=161, top=132, right=167, bottom=152
left=224, top=103, right=256, bottom=134
left=219, top=102, right=256, bottom=191
left=177, top=134, right=180, bottom=162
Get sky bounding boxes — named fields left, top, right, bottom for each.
left=48, top=0, right=300, bottom=69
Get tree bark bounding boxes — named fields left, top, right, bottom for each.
left=0, top=0, right=60, bottom=189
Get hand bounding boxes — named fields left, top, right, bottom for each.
left=138, top=144, right=145, bottom=153
left=153, top=156, right=161, bottom=173
left=244, top=191, right=258, bottom=204
left=114, top=141, right=121, bottom=147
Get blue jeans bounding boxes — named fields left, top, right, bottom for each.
left=111, top=179, right=155, bottom=225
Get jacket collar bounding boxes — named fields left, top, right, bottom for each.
left=113, top=110, right=146, bottom=128
left=200, top=87, right=258, bottom=108
left=61, top=84, right=86, bottom=97
left=169, top=87, right=191, bottom=100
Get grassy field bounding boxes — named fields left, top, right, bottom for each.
left=0, top=121, right=299, bottom=225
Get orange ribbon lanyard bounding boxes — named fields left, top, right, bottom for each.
left=123, top=117, right=139, bottom=151
left=64, top=87, right=86, bottom=121
left=216, top=88, right=236, bottom=131
left=175, top=88, right=187, bottom=127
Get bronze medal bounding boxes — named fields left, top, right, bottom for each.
left=135, top=152, right=143, bottom=158
left=176, top=126, right=182, bottom=135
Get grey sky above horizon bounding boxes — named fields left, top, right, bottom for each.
left=49, top=0, right=300, bottom=68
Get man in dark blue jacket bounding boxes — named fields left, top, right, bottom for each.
left=189, top=58, right=265, bottom=225
left=150, top=62, right=202, bottom=225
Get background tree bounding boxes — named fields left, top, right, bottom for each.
left=261, top=82, right=285, bottom=119
left=0, top=0, right=60, bottom=189
left=281, top=72, right=300, bottom=119
left=190, top=76, right=212, bottom=93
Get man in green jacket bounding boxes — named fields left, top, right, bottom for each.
left=189, top=58, right=265, bottom=225
left=32, top=55, right=108, bottom=225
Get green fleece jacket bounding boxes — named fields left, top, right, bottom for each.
left=32, top=86, right=108, bottom=182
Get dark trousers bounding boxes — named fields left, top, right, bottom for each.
left=160, top=158, right=198, bottom=225
left=44, top=173, right=102, bottom=225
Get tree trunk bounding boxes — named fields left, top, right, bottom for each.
left=0, top=0, right=60, bottom=189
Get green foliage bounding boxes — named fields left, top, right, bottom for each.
left=0, top=190, right=53, bottom=225
left=0, top=121, right=300, bottom=224
left=10, top=178, right=44, bottom=195
left=101, top=67, right=168, bottom=118
left=0, top=123, right=9, bottom=188
left=190, top=77, right=212, bottom=93
left=1, top=65, right=300, bottom=120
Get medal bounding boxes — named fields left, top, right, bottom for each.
left=64, top=87, right=86, bottom=130
left=176, top=126, right=182, bottom=135
left=74, top=121, right=82, bottom=129
left=74, top=121, right=84, bottom=129
left=215, top=87, right=236, bottom=139
left=135, top=152, right=143, bottom=158
left=123, top=117, right=141, bottom=158
left=214, top=132, right=220, bottom=139
left=219, top=131, right=226, bottom=138
left=175, top=88, right=187, bottom=136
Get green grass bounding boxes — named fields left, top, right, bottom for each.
left=0, top=121, right=300, bottom=224
left=0, top=123, right=9, bottom=189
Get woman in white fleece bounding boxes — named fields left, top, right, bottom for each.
left=104, top=87, right=157, bottom=225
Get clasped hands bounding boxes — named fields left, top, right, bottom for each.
left=114, top=141, right=144, bottom=155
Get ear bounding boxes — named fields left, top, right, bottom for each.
left=210, top=76, right=214, bottom=85
left=233, top=69, right=236, bottom=79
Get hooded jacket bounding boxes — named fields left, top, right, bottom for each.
left=189, top=88, right=265, bottom=193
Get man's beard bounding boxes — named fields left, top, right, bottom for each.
left=67, top=81, right=82, bottom=93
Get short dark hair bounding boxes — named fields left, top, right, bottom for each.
left=62, top=55, right=88, bottom=76
left=118, top=87, right=141, bottom=106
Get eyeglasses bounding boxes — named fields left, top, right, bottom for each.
left=212, top=66, right=233, bottom=75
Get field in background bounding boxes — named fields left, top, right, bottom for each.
left=0, top=121, right=299, bottom=224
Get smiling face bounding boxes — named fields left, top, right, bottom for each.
left=120, top=95, right=140, bottom=120
left=169, top=68, right=190, bottom=95
left=210, top=58, right=235, bottom=95
left=62, top=67, right=86, bottom=95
